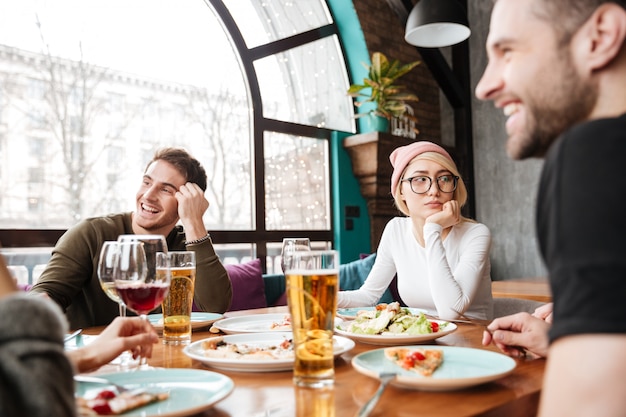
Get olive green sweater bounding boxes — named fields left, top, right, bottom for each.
left=31, top=213, right=232, bottom=329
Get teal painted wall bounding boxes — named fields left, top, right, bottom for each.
left=327, top=0, right=379, bottom=131
left=330, top=131, right=371, bottom=263
left=327, top=0, right=374, bottom=263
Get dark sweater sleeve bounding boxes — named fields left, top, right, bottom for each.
left=167, top=228, right=232, bottom=313
left=187, top=237, right=233, bottom=313
left=29, top=219, right=96, bottom=311
left=0, top=293, right=77, bottom=417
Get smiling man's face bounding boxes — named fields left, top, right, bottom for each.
left=475, top=0, right=597, bottom=159
left=133, top=159, right=186, bottom=235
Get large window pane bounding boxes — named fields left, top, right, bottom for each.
left=264, top=132, right=330, bottom=231
left=0, top=0, right=252, bottom=229
left=255, top=36, right=354, bottom=132
left=0, top=0, right=349, bottom=266
left=222, top=0, right=333, bottom=48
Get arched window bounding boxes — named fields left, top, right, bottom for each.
left=0, top=0, right=355, bottom=275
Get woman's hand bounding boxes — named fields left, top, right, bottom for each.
left=425, top=200, right=460, bottom=229
left=68, top=316, right=159, bottom=373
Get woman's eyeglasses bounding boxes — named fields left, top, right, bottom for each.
left=401, top=175, right=459, bottom=194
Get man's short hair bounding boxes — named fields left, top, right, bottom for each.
left=146, top=147, right=208, bottom=191
left=530, top=0, right=626, bottom=45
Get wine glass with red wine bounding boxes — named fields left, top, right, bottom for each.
left=114, top=241, right=170, bottom=368
left=97, top=241, right=134, bottom=368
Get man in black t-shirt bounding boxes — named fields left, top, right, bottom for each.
left=476, top=0, right=626, bottom=416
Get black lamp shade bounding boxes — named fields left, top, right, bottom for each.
left=405, top=0, right=471, bottom=48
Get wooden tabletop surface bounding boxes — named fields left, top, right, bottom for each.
left=492, top=279, right=552, bottom=303
left=84, top=305, right=546, bottom=417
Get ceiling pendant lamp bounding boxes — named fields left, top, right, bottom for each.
left=404, top=0, right=471, bottom=48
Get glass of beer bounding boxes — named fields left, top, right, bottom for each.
left=295, top=386, right=335, bottom=417
left=159, top=251, right=196, bottom=345
left=284, top=250, right=339, bottom=388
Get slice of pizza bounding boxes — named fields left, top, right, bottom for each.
left=201, top=336, right=294, bottom=360
left=270, top=315, right=292, bottom=331
left=77, top=389, right=169, bottom=415
left=384, top=347, right=443, bottom=377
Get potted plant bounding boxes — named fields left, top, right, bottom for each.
left=347, top=51, right=420, bottom=133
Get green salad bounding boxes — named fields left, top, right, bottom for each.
left=339, top=303, right=448, bottom=336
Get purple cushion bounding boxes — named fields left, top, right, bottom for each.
left=273, top=291, right=287, bottom=307
left=225, top=258, right=268, bottom=311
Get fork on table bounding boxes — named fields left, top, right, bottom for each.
left=449, top=307, right=528, bottom=358
left=356, top=372, right=397, bottom=417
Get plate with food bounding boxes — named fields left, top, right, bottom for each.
left=352, top=345, right=516, bottom=391
left=146, top=312, right=223, bottom=331
left=184, top=332, right=355, bottom=372
left=334, top=302, right=456, bottom=345
left=211, top=314, right=293, bottom=334
left=74, top=368, right=233, bottom=416
left=336, top=306, right=427, bottom=320
left=213, top=314, right=344, bottom=335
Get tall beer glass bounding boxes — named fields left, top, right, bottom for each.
left=284, top=250, right=339, bottom=388
left=160, top=251, right=196, bottom=345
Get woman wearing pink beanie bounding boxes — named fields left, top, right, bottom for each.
left=338, top=141, right=493, bottom=320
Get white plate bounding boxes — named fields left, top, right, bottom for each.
left=184, top=332, right=355, bottom=372
left=334, top=320, right=456, bottom=345
left=352, top=345, right=516, bottom=391
left=147, top=312, right=223, bottom=331
left=75, top=368, right=234, bottom=416
left=212, top=314, right=292, bottom=334
left=336, top=306, right=426, bottom=320
left=214, top=313, right=342, bottom=334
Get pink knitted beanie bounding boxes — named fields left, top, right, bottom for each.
left=389, top=141, right=454, bottom=197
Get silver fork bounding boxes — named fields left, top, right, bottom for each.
left=64, top=328, right=82, bottom=343
left=74, top=375, right=139, bottom=395
left=449, top=307, right=528, bottom=358
left=356, top=373, right=396, bottom=417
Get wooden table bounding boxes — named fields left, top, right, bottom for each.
left=492, top=280, right=552, bottom=303
left=85, top=306, right=546, bottom=417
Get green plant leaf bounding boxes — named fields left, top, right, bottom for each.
left=347, top=51, right=421, bottom=122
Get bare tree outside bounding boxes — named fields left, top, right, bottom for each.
left=184, top=85, right=253, bottom=230
left=0, top=0, right=339, bottom=237
left=34, top=25, right=134, bottom=222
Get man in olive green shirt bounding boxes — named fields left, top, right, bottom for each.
left=31, top=148, right=232, bottom=329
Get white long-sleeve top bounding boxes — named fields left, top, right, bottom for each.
left=337, top=217, right=493, bottom=320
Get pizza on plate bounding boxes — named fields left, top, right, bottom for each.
left=201, top=336, right=294, bottom=360
left=269, top=315, right=292, bottom=331
left=384, top=347, right=443, bottom=376
left=76, top=389, right=169, bottom=415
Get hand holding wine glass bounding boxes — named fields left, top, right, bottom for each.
left=114, top=241, right=171, bottom=368
left=97, top=241, right=135, bottom=368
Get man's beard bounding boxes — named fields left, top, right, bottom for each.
left=508, top=54, right=597, bottom=160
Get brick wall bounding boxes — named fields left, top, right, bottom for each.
left=352, top=1, right=441, bottom=140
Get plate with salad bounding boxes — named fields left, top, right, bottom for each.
left=336, top=306, right=426, bottom=320
left=334, top=302, right=456, bottom=345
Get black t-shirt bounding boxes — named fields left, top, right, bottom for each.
left=537, top=114, right=626, bottom=342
